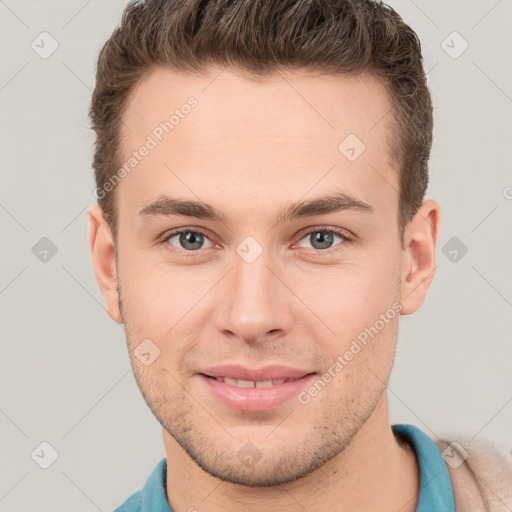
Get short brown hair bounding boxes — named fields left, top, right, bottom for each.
left=90, top=0, right=433, bottom=242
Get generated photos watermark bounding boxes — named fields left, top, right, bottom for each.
left=298, top=301, right=402, bottom=405
left=93, top=96, right=198, bottom=200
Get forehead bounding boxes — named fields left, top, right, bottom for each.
left=122, top=66, right=394, bottom=148
left=118, top=66, right=398, bottom=222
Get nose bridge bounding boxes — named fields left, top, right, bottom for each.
left=234, top=251, right=272, bottom=304
left=214, top=243, right=292, bottom=342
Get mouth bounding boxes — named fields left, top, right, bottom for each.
left=197, top=365, right=317, bottom=412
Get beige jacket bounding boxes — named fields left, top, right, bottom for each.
left=434, top=435, right=512, bottom=511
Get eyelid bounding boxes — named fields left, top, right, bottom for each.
left=162, top=226, right=212, bottom=239
left=293, top=224, right=353, bottom=243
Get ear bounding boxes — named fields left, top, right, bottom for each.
left=88, top=203, right=123, bottom=323
left=399, top=199, right=441, bottom=315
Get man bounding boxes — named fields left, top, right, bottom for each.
left=87, top=1, right=512, bottom=511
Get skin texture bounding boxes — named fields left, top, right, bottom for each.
left=89, top=67, right=440, bottom=512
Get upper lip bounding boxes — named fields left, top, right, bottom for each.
left=200, top=364, right=314, bottom=381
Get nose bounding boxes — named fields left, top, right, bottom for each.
left=213, top=247, right=294, bottom=345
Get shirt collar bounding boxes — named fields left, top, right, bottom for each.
left=140, top=458, right=171, bottom=512
left=392, top=423, right=456, bottom=512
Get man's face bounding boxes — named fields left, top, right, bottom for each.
left=111, top=67, right=408, bottom=485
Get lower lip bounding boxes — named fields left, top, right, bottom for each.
left=198, top=373, right=316, bottom=412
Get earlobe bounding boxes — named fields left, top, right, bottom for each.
left=88, top=204, right=123, bottom=323
left=399, top=199, right=441, bottom=315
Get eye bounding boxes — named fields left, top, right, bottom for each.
left=162, top=229, right=215, bottom=252
left=158, top=225, right=352, bottom=256
left=295, top=227, right=350, bottom=251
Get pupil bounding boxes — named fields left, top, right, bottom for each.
left=312, top=231, right=333, bottom=249
left=181, top=232, right=203, bottom=250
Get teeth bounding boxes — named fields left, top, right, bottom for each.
left=215, top=377, right=290, bottom=388
left=261, top=379, right=286, bottom=387
left=223, top=377, right=254, bottom=388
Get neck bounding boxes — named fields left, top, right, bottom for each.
left=163, top=392, right=419, bottom=512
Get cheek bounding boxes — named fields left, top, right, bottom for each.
left=117, top=252, right=176, bottom=337
left=315, top=311, right=399, bottom=407
left=118, top=250, right=210, bottom=366
left=292, top=257, right=401, bottom=343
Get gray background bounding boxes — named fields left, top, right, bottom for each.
left=1, top=1, right=511, bottom=510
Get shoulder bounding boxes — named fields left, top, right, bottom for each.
left=112, top=490, right=143, bottom=512
left=111, top=458, right=168, bottom=512
left=434, top=434, right=512, bottom=512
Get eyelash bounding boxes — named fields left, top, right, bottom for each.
left=157, top=225, right=353, bottom=257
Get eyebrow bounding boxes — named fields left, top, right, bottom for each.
left=138, top=191, right=374, bottom=225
